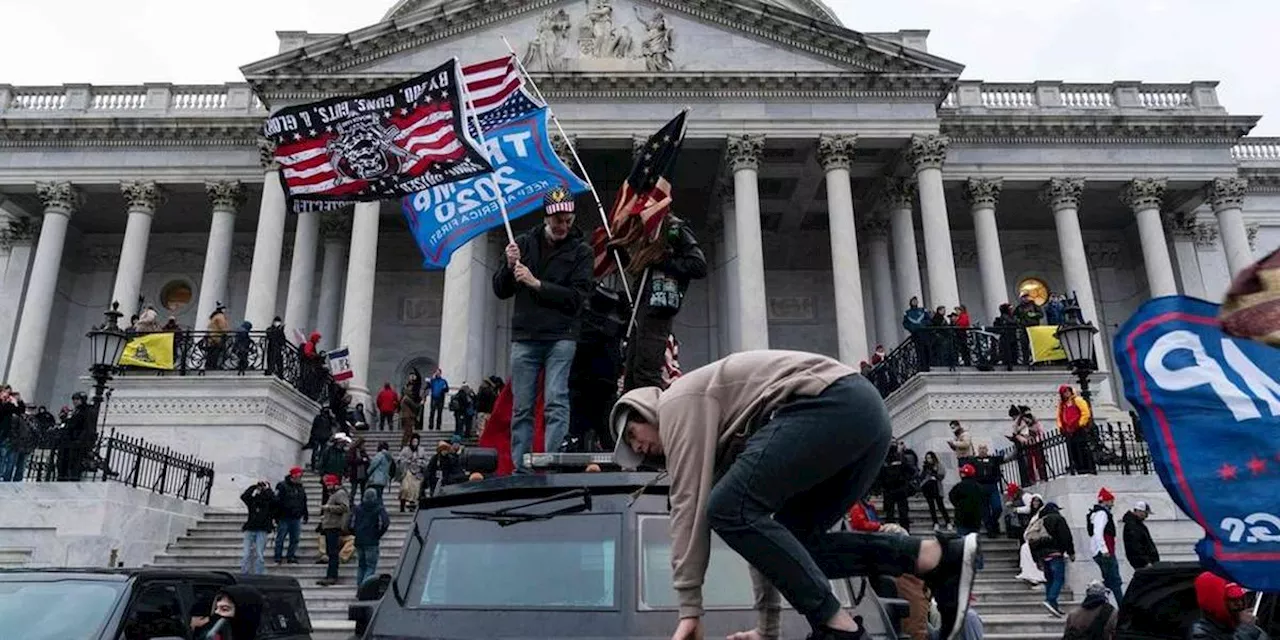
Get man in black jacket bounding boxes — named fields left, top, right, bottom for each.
left=948, top=463, right=986, bottom=536
left=493, top=186, right=594, bottom=473
left=1027, top=501, right=1075, bottom=618
left=1122, top=500, right=1160, bottom=570
left=273, top=467, right=309, bottom=565
left=240, top=480, right=276, bottom=575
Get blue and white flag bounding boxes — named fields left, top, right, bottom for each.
left=328, top=347, right=353, bottom=382
left=1114, top=296, right=1280, bottom=591
left=402, top=57, right=590, bottom=269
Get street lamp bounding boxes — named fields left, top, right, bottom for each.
left=1054, top=298, right=1100, bottom=405
left=86, top=301, right=128, bottom=407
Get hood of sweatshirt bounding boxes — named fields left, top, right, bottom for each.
left=609, top=387, right=662, bottom=470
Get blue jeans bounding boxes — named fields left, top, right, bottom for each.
left=356, top=544, right=381, bottom=588
left=241, top=530, right=268, bottom=574
left=273, top=518, right=301, bottom=562
left=1043, top=556, right=1066, bottom=608
left=982, top=484, right=1002, bottom=534
left=510, top=339, right=576, bottom=473
left=1094, top=553, right=1125, bottom=601
left=705, top=375, right=921, bottom=629
left=0, top=445, right=17, bottom=481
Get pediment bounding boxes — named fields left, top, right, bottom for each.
left=242, top=0, right=963, bottom=84
left=384, top=0, right=844, bottom=25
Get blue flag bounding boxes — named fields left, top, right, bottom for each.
left=1114, top=296, right=1280, bottom=590
left=402, top=95, right=589, bottom=269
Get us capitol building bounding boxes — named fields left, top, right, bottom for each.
left=1, top=0, right=1278, bottom=429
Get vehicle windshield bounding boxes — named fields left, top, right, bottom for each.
left=0, top=579, right=123, bottom=640
left=412, top=514, right=620, bottom=609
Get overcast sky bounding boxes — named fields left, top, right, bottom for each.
left=1, top=0, right=1275, bottom=133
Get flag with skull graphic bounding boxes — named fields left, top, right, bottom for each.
left=261, top=58, right=493, bottom=212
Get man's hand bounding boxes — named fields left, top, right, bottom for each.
left=725, top=629, right=766, bottom=640
left=505, top=242, right=521, bottom=268
left=672, top=617, right=703, bottom=640
left=1238, top=611, right=1256, bottom=626
left=513, top=263, right=541, bottom=290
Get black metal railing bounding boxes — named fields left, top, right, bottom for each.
left=993, top=421, right=1152, bottom=488
left=867, top=326, right=1037, bottom=397
left=116, top=329, right=331, bottom=403
left=14, top=428, right=215, bottom=504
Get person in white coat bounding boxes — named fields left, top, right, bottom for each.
left=1017, top=494, right=1047, bottom=585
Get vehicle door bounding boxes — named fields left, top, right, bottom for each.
left=118, top=581, right=191, bottom=640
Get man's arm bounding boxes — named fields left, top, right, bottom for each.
left=531, top=243, right=594, bottom=314
left=492, top=238, right=523, bottom=300
left=658, top=225, right=708, bottom=280
left=661, top=393, right=724, bottom=622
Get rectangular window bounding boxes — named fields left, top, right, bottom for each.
left=637, top=515, right=852, bottom=611
left=413, top=515, right=620, bottom=609
left=0, top=580, right=123, bottom=640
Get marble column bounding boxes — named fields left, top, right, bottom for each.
left=111, top=181, right=163, bottom=318
left=196, top=181, right=242, bottom=326
left=8, top=182, right=78, bottom=396
left=963, top=178, right=1008, bottom=319
left=315, top=213, right=350, bottom=350
left=1165, top=214, right=1213, bottom=300
left=860, top=214, right=896, bottom=351
left=908, top=134, right=960, bottom=309
left=338, top=202, right=381, bottom=401
left=0, top=216, right=39, bottom=380
left=438, top=237, right=489, bottom=388
left=719, top=188, right=741, bottom=353
left=244, top=140, right=290, bottom=328
left=885, top=178, right=922, bottom=316
left=1120, top=178, right=1177, bottom=298
left=283, top=211, right=320, bottom=332
left=1208, top=177, right=1253, bottom=278
left=1042, top=178, right=1102, bottom=329
left=728, top=134, right=769, bottom=351
left=818, top=134, right=867, bottom=365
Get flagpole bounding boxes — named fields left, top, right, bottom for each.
left=457, top=57, right=517, bottom=246
left=500, top=39, right=633, bottom=304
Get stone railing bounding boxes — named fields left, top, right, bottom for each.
left=942, top=80, right=1222, bottom=114
left=0, top=83, right=267, bottom=117
left=1233, top=137, right=1280, bottom=166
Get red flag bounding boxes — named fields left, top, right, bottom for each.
left=477, top=374, right=546, bottom=476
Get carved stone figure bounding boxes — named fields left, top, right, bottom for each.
left=636, top=7, right=674, bottom=72
left=524, top=8, right=572, bottom=72
left=579, top=0, right=632, bottom=59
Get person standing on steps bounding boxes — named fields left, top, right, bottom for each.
left=375, top=383, right=399, bottom=432
left=920, top=452, right=951, bottom=531
left=366, top=442, right=394, bottom=505
left=396, top=435, right=427, bottom=513
left=239, top=479, right=275, bottom=575
left=1122, top=500, right=1160, bottom=571
left=609, top=349, right=981, bottom=640
left=1088, top=488, right=1125, bottom=601
left=317, top=474, right=349, bottom=587
left=399, top=373, right=422, bottom=447
left=946, top=421, right=973, bottom=462
left=427, top=369, right=449, bottom=432
left=971, top=444, right=1004, bottom=538
left=948, top=464, right=985, bottom=537
left=352, top=487, right=390, bottom=589
left=272, top=467, right=308, bottom=565
left=1026, top=501, right=1074, bottom=618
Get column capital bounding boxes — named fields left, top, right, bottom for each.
left=1207, top=177, right=1248, bottom=213
left=962, top=177, right=1003, bottom=209
left=727, top=134, right=765, bottom=173
left=1040, top=177, right=1086, bottom=212
left=1120, top=178, right=1167, bottom=213
left=205, top=180, right=245, bottom=213
left=121, top=180, right=164, bottom=214
left=906, top=134, right=950, bottom=172
left=817, top=134, right=858, bottom=172
left=0, top=216, right=40, bottom=250
left=258, top=138, right=279, bottom=171
left=35, top=181, right=80, bottom=216
left=880, top=177, right=917, bottom=211
left=551, top=133, right=577, bottom=166
left=857, top=213, right=891, bottom=239
left=320, top=211, right=353, bottom=242
left=1246, top=223, right=1260, bottom=250
left=631, top=134, right=648, bottom=159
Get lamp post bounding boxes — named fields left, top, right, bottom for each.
left=86, top=302, right=128, bottom=413
left=1054, top=300, right=1100, bottom=405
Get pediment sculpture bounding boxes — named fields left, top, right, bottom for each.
left=523, top=0, right=675, bottom=73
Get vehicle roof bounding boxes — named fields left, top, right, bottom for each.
left=0, top=568, right=300, bottom=588
left=427, top=471, right=670, bottom=507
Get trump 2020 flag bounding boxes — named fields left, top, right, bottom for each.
left=1115, top=296, right=1280, bottom=591
left=401, top=56, right=589, bottom=269
left=262, top=58, right=493, bottom=213
left=328, top=347, right=353, bottom=382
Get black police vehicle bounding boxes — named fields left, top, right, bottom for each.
left=0, top=568, right=313, bottom=640
left=350, top=453, right=899, bottom=640
left=1115, top=561, right=1277, bottom=640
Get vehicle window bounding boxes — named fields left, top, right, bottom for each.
left=259, top=587, right=313, bottom=635
left=121, top=583, right=188, bottom=640
left=413, top=515, right=620, bottom=609
left=1118, top=580, right=1200, bottom=639
left=0, top=580, right=123, bottom=640
left=638, top=515, right=851, bottom=610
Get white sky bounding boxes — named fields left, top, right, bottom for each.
left=1, top=0, right=1275, bottom=133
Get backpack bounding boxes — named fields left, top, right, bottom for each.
left=1024, top=514, right=1052, bottom=544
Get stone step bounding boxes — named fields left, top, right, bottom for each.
left=158, top=542, right=406, bottom=558
left=974, top=600, right=1082, bottom=617
left=147, top=561, right=392, bottom=580
left=974, top=588, right=1075, bottom=605
left=310, top=619, right=355, bottom=640
left=976, top=613, right=1073, bottom=635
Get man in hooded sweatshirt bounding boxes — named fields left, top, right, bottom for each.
left=1121, top=500, right=1159, bottom=571
left=609, top=349, right=980, bottom=640
left=195, top=584, right=264, bottom=640
left=1061, top=581, right=1117, bottom=640
left=353, top=487, right=391, bottom=588
left=1027, top=501, right=1074, bottom=618
left=1191, top=571, right=1270, bottom=640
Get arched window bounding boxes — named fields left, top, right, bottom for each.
left=1017, top=278, right=1050, bottom=306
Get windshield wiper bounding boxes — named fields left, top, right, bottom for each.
left=451, top=488, right=592, bottom=527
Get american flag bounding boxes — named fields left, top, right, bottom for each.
left=661, top=334, right=683, bottom=386
left=462, top=55, right=545, bottom=131
left=592, top=110, right=688, bottom=278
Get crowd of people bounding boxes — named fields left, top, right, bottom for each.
left=0, top=385, right=100, bottom=482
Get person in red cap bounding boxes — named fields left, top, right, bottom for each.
left=273, top=466, right=309, bottom=565
left=1088, top=487, right=1124, bottom=601
left=949, top=464, right=986, bottom=536
left=1192, top=571, right=1267, bottom=640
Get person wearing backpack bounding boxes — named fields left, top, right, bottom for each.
left=1026, top=501, right=1074, bottom=618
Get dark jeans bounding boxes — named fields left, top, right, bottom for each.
left=882, top=494, right=910, bottom=531
left=1043, top=556, right=1066, bottom=608
left=1094, top=553, right=1125, bottom=601
left=429, top=399, right=445, bottom=431
left=981, top=484, right=1002, bottom=534
left=453, top=413, right=473, bottom=438
left=324, top=531, right=341, bottom=579
left=922, top=484, right=950, bottom=526
left=378, top=413, right=394, bottom=431
left=622, top=309, right=673, bottom=392
left=706, top=375, right=921, bottom=629
left=1067, top=430, right=1096, bottom=475
left=274, top=518, right=301, bottom=561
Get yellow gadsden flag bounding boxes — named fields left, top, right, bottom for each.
left=118, top=333, right=176, bottom=370
left=1027, top=325, right=1067, bottom=363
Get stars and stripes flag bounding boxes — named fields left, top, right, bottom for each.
left=591, top=110, right=688, bottom=278
left=262, top=58, right=494, bottom=213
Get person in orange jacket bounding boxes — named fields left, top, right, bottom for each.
left=1056, top=384, right=1095, bottom=475
left=848, top=499, right=882, bottom=533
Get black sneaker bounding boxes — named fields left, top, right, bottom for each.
left=805, top=617, right=865, bottom=640
left=922, top=533, right=981, bottom=640
left=286, top=557, right=299, bottom=565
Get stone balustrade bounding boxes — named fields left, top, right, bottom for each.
left=942, top=80, right=1222, bottom=113
left=1233, top=137, right=1280, bottom=166
left=0, top=83, right=266, bottom=117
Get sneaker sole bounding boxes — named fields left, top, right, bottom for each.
left=946, top=533, right=981, bottom=640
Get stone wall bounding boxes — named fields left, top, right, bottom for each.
left=0, top=482, right=205, bottom=568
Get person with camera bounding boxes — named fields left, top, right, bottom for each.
left=0, top=385, right=26, bottom=481
left=1191, top=571, right=1269, bottom=640
left=239, top=479, right=276, bottom=575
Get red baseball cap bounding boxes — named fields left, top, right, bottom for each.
left=289, top=467, right=303, bottom=477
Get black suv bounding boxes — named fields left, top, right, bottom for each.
left=0, top=568, right=313, bottom=640
left=1115, top=562, right=1277, bottom=640
left=351, top=470, right=898, bottom=640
